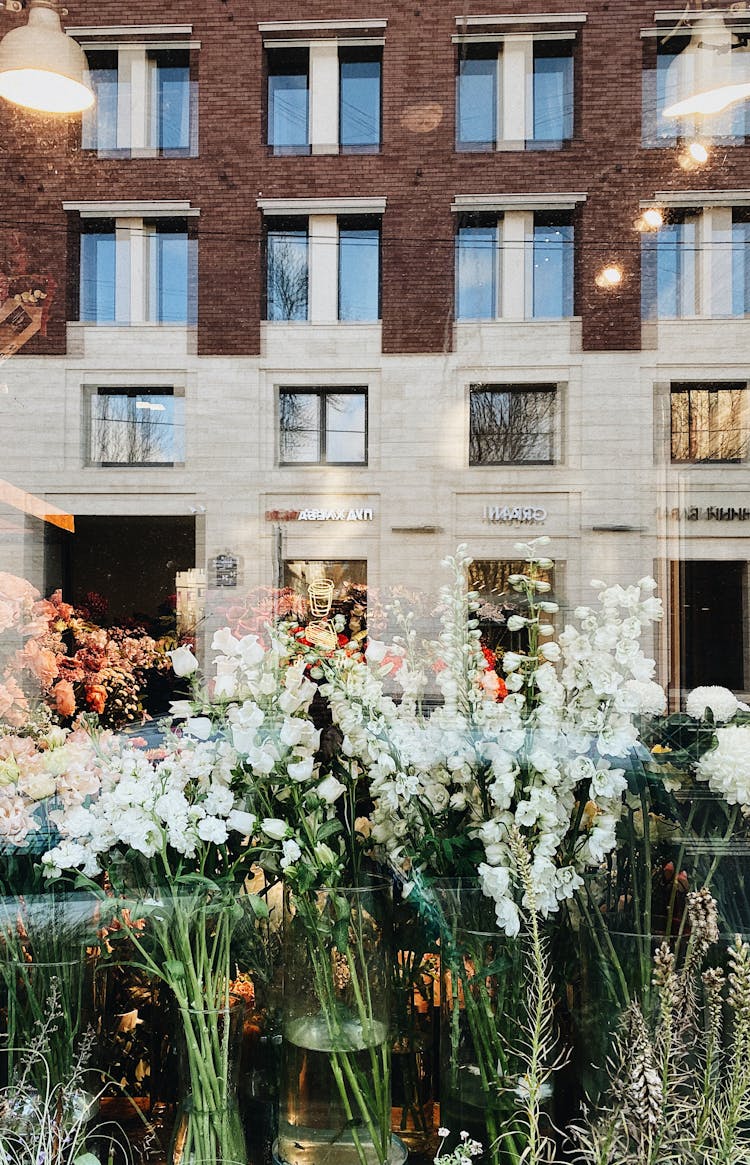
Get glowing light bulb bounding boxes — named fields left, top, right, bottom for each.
left=688, top=141, right=709, bottom=163
left=642, top=208, right=663, bottom=229
left=595, top=265, right=624, bottom=289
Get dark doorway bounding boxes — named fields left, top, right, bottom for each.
left=45, top=515, right=195, bottom=631
left=678, top=560, right=745, bottom=691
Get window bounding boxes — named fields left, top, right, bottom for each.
left=470, top=385, right=556, bottom=464
left=267, top=44, right=381, bottom=155
left=642, top=212, right=699, bottom=319
left=456, top=39, right=573, bottom=150
left=265, top=214, right=381, bottom=322
left=279, top=389, right=367, bottom=464
left=283, top=560, right=368, bottom=639
left=79, top=217, right=194, bottom=325
left=643, top=34, right=750, bottom=147
left=88, top=388, right=185, bottom=465
left=81, top=46, right=196, bottom=156
left=641, top=205, right=750, bottom=320
left=455, top=211, right=574, bottom=320
left=670, top=383, right=748, bottom=462
left=468, top=559, right=556, bottom=654
left=266, top=219, right=309, bottom=321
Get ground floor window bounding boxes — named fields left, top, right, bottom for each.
left=468, top=557, right=556, bottom=656
left=283, top=559, right=367, bottom=641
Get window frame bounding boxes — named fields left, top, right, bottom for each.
left=669, top=381, right=749, bottom=465
left=77, top=215, right=195, bottom=326
left=84, top=385, right=186, bottom=468
left=278, top=387, right=369, bottom=466
left=80, top=40, right=198, bottom=158
left=455, top=35, right=575, bottom=152
left=469, top=383, right=558, bottom=466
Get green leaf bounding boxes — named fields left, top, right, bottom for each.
left=247, top=893, right=270, bottom=920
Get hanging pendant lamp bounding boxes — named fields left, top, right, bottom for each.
left=0, top=0, right=94, bottom=114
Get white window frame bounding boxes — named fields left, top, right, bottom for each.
left=453, top=193, right=584, bottom=321
left=65, top=201, right=199, bottom=326
left=69, top=25, right=199, bottom=157
left=453, top=21, right=582, bottom=150
left=263, top=26, right=385, bottom=155
left=260, top=198, right=385, bottom=323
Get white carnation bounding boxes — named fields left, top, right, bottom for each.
left=696, top=725, right=750, bottom=806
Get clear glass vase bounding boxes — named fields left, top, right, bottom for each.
left=390, top=892, right=437, bottom=1153
left=168, top=996, right=247, bottom=1165
left=434, top=882, right=526, bottom=1165
left=276, top=879, right=403, bottom=1165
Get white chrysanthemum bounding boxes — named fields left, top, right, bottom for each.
left=696, top=725, right=750, bottom=806
left=686, top=686, right=741, bottom=723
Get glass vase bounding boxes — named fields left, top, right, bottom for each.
left=390, top=892, right=437, bottom=1153
left=276, top=879, right=404, bottom=1165
left=434, top=882, right=526, bottom=1165
left=168, top=996, right=247, bottom=1165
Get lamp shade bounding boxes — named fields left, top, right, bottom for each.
left=663, top=10, right=750, bottom=118
left=0, top=0, right=94, bottom=113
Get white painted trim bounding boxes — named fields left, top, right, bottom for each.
left=259, top=19, right=387, bottom=32
left=454, top=12, right=586, bottom=26
left=452, top=192, right=586, bottom=211
left=64, top=200, right=200, bottom=218
left=79, top=39, right=201, bottom=50
left=258, top=197, right=386, bottom=215
left=642, top=23, right=750, bottom=37
left=66, top=24, right=193, bottom=36
left=642, top=190, right=750, bottom=208
left=265, top=37, right=385, bottom=48
left=453, top=31, right=577, bottom=42
left=653, top=9, right=749, bottom=22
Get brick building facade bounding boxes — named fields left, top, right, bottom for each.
left=1, top=0, right=750, bottom=702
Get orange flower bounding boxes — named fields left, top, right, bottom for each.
left=53, top=679, right=76, bottom=718
left=85, top=684, right=107, bottom=715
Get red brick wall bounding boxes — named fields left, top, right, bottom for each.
left=1, top=0, right=748, bottom=356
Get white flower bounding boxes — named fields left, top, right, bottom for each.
left=365, top=639, right=388, bottom=663
left=506, top=615, right=526, bottom=632
left=686, top=685, right=741, bottom=723
left=696, top=725, right=750, bottom=806
left=502, top=651, right=523, bottom=673
left=197, top=816, right=229, bottom=845
left=288, top=758, right=314, bottom=783
left=261, top=817, right=289, bottom=841
left=168, top=645, right=199, bottom=677
left=211, top=627, right=241, bottom=655
left=317, top=775, right=347, bottom=804
left=539, top=642, right=561, bottom=662
left=437, top=1128, right=450, bottom=1140
left=169, top=700, right=194, bottom=719
left=280, top=838, right=302, bottom=869
left=186, top=717, right=212, bottom=740
left=227, top=809, right=257, bottom=836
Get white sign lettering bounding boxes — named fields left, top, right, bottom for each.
left=484, top=505, right=547, bottom=524
left=297, top=508, right=374, bottom=522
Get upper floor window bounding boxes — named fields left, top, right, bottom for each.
left=267, top=43, right=381, bottom=155
left=642, top=204, right=750, bottom=320
left=643, top=26, right=750, bottom=147
left=279, top=388, right=367, bottom=464
left=265, top=213, right=381, bottom=322
left=670, top=383, right=748, bottom=463
left=455, top=210, right=574, bottom=320
left=88, top=388, right=185, bottom=466
left=470, top=384, right=556, bottom=464
left=456, top=38, right=573, bottom=150
left=79, top=216, right=196, bottom=325
left=80, top=37, right=197, bottom=157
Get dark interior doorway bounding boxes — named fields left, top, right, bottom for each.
left=45, top=515, right=195, bottom=632
left=678, top=560, right=745, bottom=691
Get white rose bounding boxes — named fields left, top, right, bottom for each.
left=168, top=645, right=199, bottom=677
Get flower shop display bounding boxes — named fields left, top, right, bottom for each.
left=0, top=542, right=746, bottom=1165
